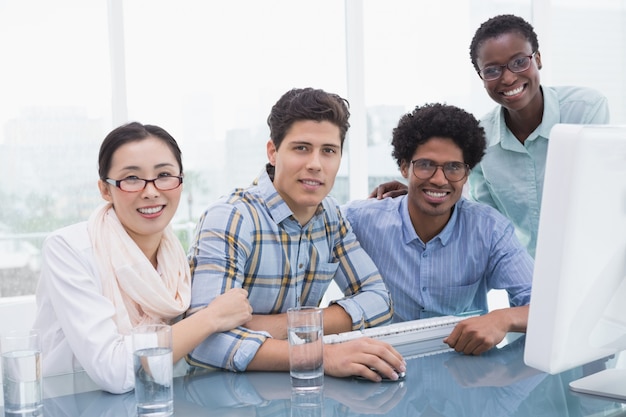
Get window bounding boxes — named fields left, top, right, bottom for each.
left=0, top=0, right=109, bottom=298
left=1, top=0, right=622, bottom=299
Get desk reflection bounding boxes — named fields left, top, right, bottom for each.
left=181, top=335, right=622, bottom=417
left=44, top=391, right=136, bottom=417
left=182, top=368, right=406, bottom=416
left=32, top=336, right=626, bottom=417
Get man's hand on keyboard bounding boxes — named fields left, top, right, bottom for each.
left=323, top=337, right=406, bottom=382
left=443, top=307, right=528, bottom=355
left=444, top=314, right=505, bottom=355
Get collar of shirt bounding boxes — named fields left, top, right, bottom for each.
left=399, top=196, right=461, bottom=247
left=495, top=85, right=560, bottom=151
left=254, top=168, right=324, bottom=225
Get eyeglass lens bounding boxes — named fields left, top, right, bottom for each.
left=121, top=177, right=182, bottom=192
left=412, top=159, right=467, bottom=182
left=480, top=54, right=533, bottom=81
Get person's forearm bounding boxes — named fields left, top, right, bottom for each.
left=171, top=308, right=218, bottom=363
left=245, top=313, right=288, bottom=339
left=245, top=306, right=352, bottom=372
left=322, top=304, right=353, bottom=334
left=245, top=304, right=353, bottom=338
left=493, top=305, right=529, bottom=333
left=246, top=338, right=290, bottom=371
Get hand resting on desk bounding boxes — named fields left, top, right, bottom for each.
left=443, top=306, right=529, bottom=355
left=323, top=337, right=406, bottom=382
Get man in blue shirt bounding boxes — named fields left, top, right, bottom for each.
left=187, top=88, right=405, bottom=382
left=343, top=103, right=533, bottom=355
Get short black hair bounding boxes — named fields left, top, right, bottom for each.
left=469, top=14, right=539, bottom=72
left=98, top=122, right=182, bottom=180
left=391, top=103, right=485, bottom=169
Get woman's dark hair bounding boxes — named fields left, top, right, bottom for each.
left=469, top=14, right=539, bottom=72
left=391, top=103, right=486, bottom=169
left=266, top=87, right=350, bottom=150
left=98, top=122, right=183, bottom=179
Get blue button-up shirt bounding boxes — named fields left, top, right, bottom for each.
left=342, top=196, right=533, bottom=323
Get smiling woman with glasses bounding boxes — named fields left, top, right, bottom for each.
left=465, top=14, right=610, bottom=258
left=32, top=121, right=252, bottom=395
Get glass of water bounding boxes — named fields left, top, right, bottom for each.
left=132, top=324, right=173, bottom=417
left=1, top=330, right=42, bottom=417
left=287, top=307, right=324, bottom=392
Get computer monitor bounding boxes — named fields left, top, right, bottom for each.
left=524, top=124, right=626, bottom=402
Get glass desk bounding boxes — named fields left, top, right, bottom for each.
left=2, top=335, right=626, bottom=416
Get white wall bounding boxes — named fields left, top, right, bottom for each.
left=0, top=295, right=36, bottom=335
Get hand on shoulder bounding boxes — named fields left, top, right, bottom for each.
left=368, top=181, right=408, bottom=199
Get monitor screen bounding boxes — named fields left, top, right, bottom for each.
left=524, top=124, right=626, bottom=401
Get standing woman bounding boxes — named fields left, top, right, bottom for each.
left=467, top=14, right=609, bottom=257
left=33, top=122, right=252, bottom=394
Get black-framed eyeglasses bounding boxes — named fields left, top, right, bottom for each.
left=411, top=159, right=469, bottom=182
left=478, top=52, right=537, bottom=81
left=105, top=176, right=183, bottom=192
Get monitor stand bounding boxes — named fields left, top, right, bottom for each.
left=569, top=368, right=626, bottom=402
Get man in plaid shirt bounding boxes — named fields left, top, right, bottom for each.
left=186, top=87, right=405, bottom=382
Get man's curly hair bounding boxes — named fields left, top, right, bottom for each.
left=391, top=103, right=486, bottom=170
left=469, top=14, right=539, bottom=72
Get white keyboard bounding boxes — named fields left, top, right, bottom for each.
left=323, top=315, right=477, bottom=358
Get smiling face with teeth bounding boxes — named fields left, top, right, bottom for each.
left=98, top=136, right=183, bottom=252
left=476, top=32, right=543, bottom=116
left=400, top=137, right=467, bottom=242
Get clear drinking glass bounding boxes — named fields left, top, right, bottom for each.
left=1, top=330, right=43, bottom=417
left=132, top=324, right=173, bottom=417
left=287, top=307, right=324, bottom=392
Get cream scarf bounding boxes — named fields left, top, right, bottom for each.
left=87, top=203, right=191, bottom=334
